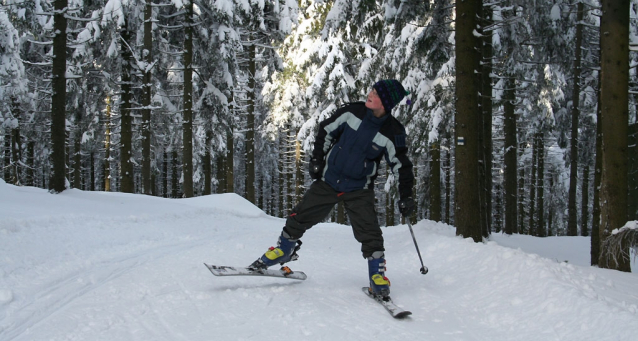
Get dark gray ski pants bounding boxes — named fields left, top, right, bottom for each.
left=283, top=180, right=383, bottom=258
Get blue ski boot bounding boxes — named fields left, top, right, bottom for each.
left=368, top=251, right=390, bottom=297
left=249, top=231, right=301, bottom=270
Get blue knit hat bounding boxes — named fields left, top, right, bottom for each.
left=372, top=79, right=409, bottom=112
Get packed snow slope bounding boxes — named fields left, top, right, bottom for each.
left=1, top=179, right=637, bottom=341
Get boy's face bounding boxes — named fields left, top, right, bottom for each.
left=365, top=88, right=385, bottom=112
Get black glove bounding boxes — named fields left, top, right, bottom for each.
left=398, top=197, right=415, bottom=216
left=309, top=157, right=324, bottom=180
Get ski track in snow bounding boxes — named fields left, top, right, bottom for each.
left=1, top=180, right=637, bottom=341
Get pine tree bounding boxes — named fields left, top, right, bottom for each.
left=455, top=0, right=483, bottom=242
left=598, top=0, right=630, bottom=272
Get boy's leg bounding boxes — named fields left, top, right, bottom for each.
left=251, top=181, right=338, bottom=269
left=343, top=189, right=384, bottom=257
left=283, top=181, right=340, bottom=239
left=344, top=189, right=389, bottom=296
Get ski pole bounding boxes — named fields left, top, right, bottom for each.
left=406, top=220, right=428, bottom=275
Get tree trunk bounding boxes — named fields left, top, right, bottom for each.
left=480, top=3, right=494, bottom=237
left=386, top=189, right=394, bottom=227
left=11, top=99, right=21, bottom=186
left=90, top=151, right=95, bottom=191
left=528, top=133, right=538, bottom=236
left=454, top=0, right=482, bottom=242
left=503, top=77, right=518, bottom=235
left=182, top=0, right=194, bottom=198
left=278, top=133, right=285, bottom=217
left=171, top=150, right=179, bottom=198
left=27, top=141, right=35, bottom=186
left=245, top=38, right=257, bottom=204
left=628, top=123, right=638, bottom=220
left=204, top=131, right=213, bottom=195
left=581, top=162, right=590, bottom=236
left=162, top=150, right=168, bottom=197
left=548, top=173, right=555, bottom=236
left=598, top=0, right=630, bottom=272
left=226, top=91, right=235, bottom=194
left=287, top=126, right=294, bottom=213
left=295, top=138, right=303, bottom=202
left=72, top=110, right=81, bottom=188
left=141, top=0, right=153, bottom=195
left=50, top=0, right=68, bottom=193
left=120, top=25, right=134, bottom=193
left=536, top=133, right=546, bottom=237
left=104, top=94, right=112, bottom=192
left=591, top=64, right=603, bottom=264
left=445, top=136, right=452, bottom=224
left=3, top=131, right=10, bottom=181
left=567, top=2, right=585, bottom=236
left=518, top=142, right=526, bottom=234
left=430, top=141, right=442, bottom=222
left=216, top=153, right=225, bottom=193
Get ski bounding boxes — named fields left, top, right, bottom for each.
left=362, top=287, right=412, bottom=319
left=204, top=263, right=307, bottom=280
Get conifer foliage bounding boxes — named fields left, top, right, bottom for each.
left=1, top=0, right=636, bottom=271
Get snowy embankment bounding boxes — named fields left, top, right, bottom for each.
left=1, top=179, right=637, bottom=341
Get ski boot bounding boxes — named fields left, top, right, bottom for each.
left=249, top=231, right=302, bottom=270
left=368, top=251, right=390, bottom=298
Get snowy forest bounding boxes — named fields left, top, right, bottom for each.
left=0, top=0, right=637, bottom=271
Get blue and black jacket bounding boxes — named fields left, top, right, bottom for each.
left=312, top=102, right=414, bottom=199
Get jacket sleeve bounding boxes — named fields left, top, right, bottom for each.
left=385, top=127, right=414, bottom=200
left=311, top=106, right=349, bottom=160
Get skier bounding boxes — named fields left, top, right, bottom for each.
left=250, top=79, right=415, bottom=298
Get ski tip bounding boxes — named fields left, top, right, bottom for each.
left=393, top=310, right=412, bottom=319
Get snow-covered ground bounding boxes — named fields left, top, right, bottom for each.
left=1, top=178, right=637, bottom=341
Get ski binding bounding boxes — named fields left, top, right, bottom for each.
left=204, top=263, right=307, bottom=280
left=362, top=287, right=412, bottom=319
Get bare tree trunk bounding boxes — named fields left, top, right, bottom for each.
left=386, top=189, right=394, bottom=226
left=72, top=110, right=81, bottom=188
left=141, top=0, right=153, bottom=195
left=27, top=141, right=35, bottom=186
left=90, top=151, right=95, bottom=191
left=503, top=77, right=518, bottom=235
left=445, top=136, right=452, bottom=224
left=181, top=0, right=194, bottom=198
left=3, top=131, right=10, bottom=181
left=454, top=0, right=482, bottom=242
left=628, top=123, right=638, bottom=220
left=536, top=133, right=546, bottom=237
left=216, top=153, right=225, bottom=193
left=430, top=141, right=442, bottom=222
left=50, top=0, right=68, bottom=193
left=104, top=94, right=112, bottom=192
left=581, top=162, right=590, bottom=237
left=567, top=1, right=585, bottom=236
left=226, top=91, right=235, bottom=194
left=278, top=133, right=285, bottom=217
left=598, top=0, right=630, bottom=272
left=591, top=41, right=603, bottom=264
left=245, top=38, right=256, bottom=204
left=548, top=173, right=555, bottom=236
left=518, top=142, right=526, bottom=234
left=528, top=134, right=538, bottom=236
left=171, top=150, right=179, bottom=198
left=162, top=150, right=168, bottom=197
left=480, top=3, right=494, bottom=237
left=11, top=99, right=21, bottom=186
left=287, top=126, right=294, bottom=213
left=295, top=138, right=303, bottom=202
left=120, top=25, right=134, bottom=193
left=204, top=131, right=212, bottom=195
